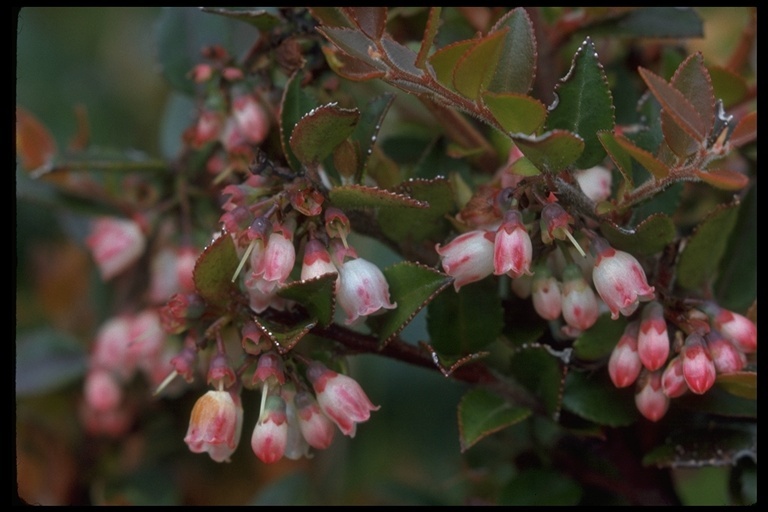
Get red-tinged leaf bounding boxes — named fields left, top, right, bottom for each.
left=193, top=233, right=240, bottom=311
left=341, top=7, right=387, bottom=40
left=598, top=130, right=670, bottom=180
left=661, top=110, right=699, bottom=158
left=428, top=39, right=475, bottom=92
left=316, top=26, right=387, bottom=72
left=487, top=7, right=537, bottom=95
left=458, top=388, right=532, bottom=452
left=415, top=7, right=442, bottom=70
left=671, top=53, right=715, bottom=134
left=289, top=103, right=360, bottom=166
left=380, top=36, right=423, bottom=77
left=321, top=45, right=386, bottom=82
left=16, top=106, right=57, bottom=171
left=309, top=7, right=354, bottom=28
left=694, top=168, right=749, bottom=191
left=709, top=66, right=748, bottom=109
left=730, top=111, right=756, bottom=148
left=453, top=30, right=507, bottom=100
left=510, top=130, right=584, bottom=173
left=483, top=92, right=547, bottom=135
left=328, top=184, right=428, bottom=210
left=253, top=316, right=317, bottom=355
left=638, top=66, right=707, bottom=142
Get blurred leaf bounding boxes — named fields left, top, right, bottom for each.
left=253, top=316, right=317, bottom=355
left=708, top=66, right=748, bottom=109
left=599, top=213, right=676, bottom=256
left=715, top=184, right=756, bottom=311
left=562, top=370, right=639, bottom=426
left=499, top=468, right=582, bottom=505
left=676, top=200, right=740, bottom=290
left=693, top=168, right=749, bottom=191
left=372, top=262, right=453, bottom=345
left=612, top=7, right=703, bottom=38
left=508, top=345, right=562, bottom=418
left=546, top=37, right=615, bottom=169
left=427, top=279, right=503, bottom=356
left=379, top=177, right=455, bottom=245
left=102, top=464, right=180, bottom=505
left=508, top=155, right=541, bottom=177
left=289, top=103, right=360, bottom=167
left=200, top=7, right=282, bottom=30
left=249, top=472, right=311, bottom=505
left=511, top=130, right=585, bottom=173
left=193, top=233, right=240, bottom=311
left=598, top=130, right=670, bottom=182
left=572, top=313, right=627, bottom=361
left=351, top=93, right=396, bottom=183
left=316, top=27, right=386, bottom=71
left=428, top=39, right=474, bottom=91
left=715, top=372, right=756, bottom=400
left=277, top=273, right=338, bottom=327
left=487, top=7, right=536, bottom=95
left=675, top=384, right=756, bottom=418
left=638, top=66, right=706, bottom=142
left=342, top=7, right=387, bottom=40
left=453, top=30, right=506, bottom=100
left=16, top=328, right=87, bottom=397
left=457, top=387, right=532, bottom=452
left=309, top=7, right=354, bottom=28
left=321, top=45, right=386, bottom=82
left=643, top=426, right=756, bottom=469
left=329, top=184, right=428, bottom=209
left=483, top=92, right=547, bottom=135
left=280, top=70, right=319, bottom=172
left=16, top=105, right=57, bottom=171
left=729, top=111, right=756, bottom=149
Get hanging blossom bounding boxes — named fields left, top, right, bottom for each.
left=85, top=215, right=146, bottom=281
left=184, top=387, right=244, bottom=463
left=590, top=236, right=655, bottom=319
left=436, top=229, right=495, bottom=291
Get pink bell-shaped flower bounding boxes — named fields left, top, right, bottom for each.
left=637, top=301, right=670, bottom=371
left=335, top=257, right=396, bottom=325
left=608, top=321, right=642, bottom=388
left=232, top=94, right=269, bottom=145
left=661, top=355, right=688, bottom=398
left=435, top=230, right=495, bottom=291
left=681, top=333, right=716, bottom=395
left=707, top=331, right=747, bottom=374
left=184, top=388, right=244, bottom=463
left=295, top=390, right=336, bottom=450
left=251, top=395, right=289, bottom=464
left=531, top=263, right=562, bottom=321
left=493, top=210, right=533, bottom=278
left=560, top=263, right=599, bottom=335
left=591, top=237, right=655, bottom=320
left=307, top=361, right=380, bottom=438
left=574, top=165, right=612, bottom=203
left=634, top=369, right=669, bottom=422
left=85, top=216, right=146, bottom=281
left=300, top=239, right=338, bottom=282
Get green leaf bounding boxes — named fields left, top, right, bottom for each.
left=643, top=427, right=756, bottom=469
left=415, top=7, right=442, bottom=70
left=508, top=347, right=563, bottom=419
left=483, top=92, right=547, bottom=135
left=16, top=328, right=87, bottom=397
left=329, top=184, right=428, bottom=210
left=380, top=37, right=424, bottom=78
left=562, top=371, right=639, bottom=426
left=453, top=30, right=507, bottom=100
left=612, top=7, right=703, bottom=38
left=598, top=130, right=670, bottom=181
left=341, top=7, right=387, bottom=40
left=599, top=213, right=676, bottom=256
left=499, top=469, right=582, bottom=506
left=715, top=372, right=756, bottom=400
left=378, top=177, right=455, bottom=245
left=372, top=262, right=453, bottom=345
left=321, top=45, right=386, bottom=83
left=200, top=7, right=282, bottom=30
left=193, top=233, right=240, bottom=311
left=709, top=66, right=748, bottom=109
left=572, top=314, right=627, bottom=361
left=638, top=66, right=706, bottom=142
left=675, top=382, right=756, bottom=418
left=487, top=7, right=537, bottom=95
left=309, top=7, right=355, bottom=28
left=351, top=93, right=396, bottom=184
left=428, top=39, right=474, bottom=92
left=316, top=26, right=386, bottom=71
left=253, top=316, right=317, bottom=355
left=510, top=130, right=585, bottom=173
left=280, top=70, right=318, bottom=172
left=458, top=387, right=532, bottom=452
left=715, top=184, right=756, bottom=311
left=277, top=273, right=338, bottom=327
left=426, top=279, right=504, bottom=356
left=676, top=200, right=740, bottom=290
left=545, top=37, right=615, bottom=169
left=289, top=103, right=360, bottom=167
left=508, top=155, right=541, bottom=177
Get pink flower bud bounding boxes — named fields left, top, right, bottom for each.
left=84, top=369, right=123, bottom=412
left=252, top=351, right=286, bottom=387
left=253, top=231, right=296, bottom=294
left=560, top=263, right=599, bottom=334
left=637, top=301, right=670, bottom=371
left=307, top=361, right=380, bottom=438
left=295, top=390, right=336, bottom=450
left=170, top=334, right=198, bottom=383
left=635, top=370, right=669, bottom=422
left=184, top=389, right=244, bottom=463
left=531, top=264, right=562, bottom=321
left=189, top=109, right=224, bottom=147
left=710, top=307, right=756, bottom=354
left=241, top=321, right=268, bottom=356
left=335, top=257, right=396, bottom=325
left=159, top=293, right=206, bottom=334
left=681, top=334, right=716, bottom=395
left=85, top=216, right=146, bottom=281
left=493, top=210, right=533, bottom=278
left=91, top=315, right=137, bottom=379
left=574, top=165, right=612, bottom=203
left=661, top=355, right=688, bottom=398
left=232, top=95, right=269, bottom=144
left=591, top=237, right=655, bottom=320
left=251, top=395, right=288, bottom=464
left=706, top=331, right=747, bottom=374
left=608, top=321, right=642, bottom=388
left=435, top=230, right=495, bottom=291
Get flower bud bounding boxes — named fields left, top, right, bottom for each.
left=252, top=351, right=286, bottom=387
left=634, top=370, right=669, bottom=422
left=706, top=331, right=747, bottom=374
left=531, top=263, right=562, bottom=321
left=540, top=203, right=574, bottom=245
left=85, top=216, right=146, bottom=281
left=708, top=306, right=757, bottom=354
left=681, top=333, right=716, bottom=395
left=560, top=263, right=599, bottom=335
left=608, top=321, right=642, bottom=388
left=251, top=395, right=288, bottom=464
left=295, top=390, right=336, bottom=450
left=435, top=230, right=495, bottom=291
left=661, top=355, right=688, bottom=398
left=574, top=165, right=612, bottom=203
left=637, top=301, right=670, bottom=371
